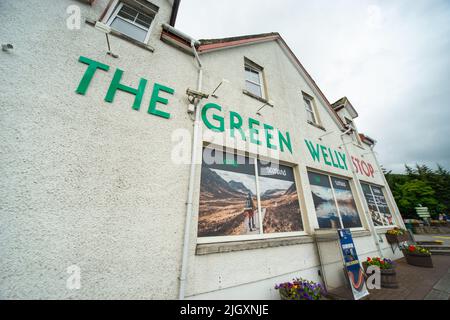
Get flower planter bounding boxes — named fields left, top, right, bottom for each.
left=278, top=288, right=326, bottom=300
left=362, top=262, right=399, bottom=288
left=402, top=250, right=433, bottom=268
left=385, top=233, right=409, bottom=244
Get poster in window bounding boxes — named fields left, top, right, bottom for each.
left=331, top=177, right=362, bottom=229
left=258, top=162, right=303, bottom=233
left=371, top=186, right=393, bottom=225
left=198, top=149, right=259, bottom=237
left=308, top=171, right=341, bottom=229
left=361, top=183, right=384, bottom=226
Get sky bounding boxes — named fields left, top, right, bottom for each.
left=176, top=0, right=450, bottom=173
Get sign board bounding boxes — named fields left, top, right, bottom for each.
left=415, top=206, right=430, bottom=219
left=338, top=229, right=370, bottom=300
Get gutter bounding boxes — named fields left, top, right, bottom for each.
left=178, top=38, right=203, bottom=300
left=169, top=0, right=181, bottom=26
left=162, top=23, right=200, bottom=47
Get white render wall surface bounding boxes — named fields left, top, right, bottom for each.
left=0, top=0, right=198, bottom=299
left=0, top=0, right=403, bottom=299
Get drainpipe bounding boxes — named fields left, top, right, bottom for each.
left=369, top=145, right=406, bottom=230
left=340, top=131, right=384, bottom=257
left=178, top=39, right=203, bottom=300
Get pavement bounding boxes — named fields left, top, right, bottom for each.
left=412, top=233, right=450, bottom=246
left=328, top=255, right=450, bottom=300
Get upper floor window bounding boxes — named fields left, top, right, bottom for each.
left=244, top=59, right=265, bottom=99
left=106, top=1, right=157, bottom=43
left=302, top=92, right=319, bottom=125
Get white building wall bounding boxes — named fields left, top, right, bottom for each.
left=0, top=0, right=198, bottom=299
left=0, top=0, right=403, bottom=300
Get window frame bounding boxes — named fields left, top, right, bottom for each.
left=302, top=92, right=320, bottom=126
left=197, top=148, right=307, bottom=244
left=244, top=59, right=266, bottom=99
left=307, top=169, right=365, bottom=231
left=105, top=1, right=155, bottom=44
left=360, top=181, right=396, bottom=228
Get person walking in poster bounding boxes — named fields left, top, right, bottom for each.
left=244, top=192, right=256, bottom=231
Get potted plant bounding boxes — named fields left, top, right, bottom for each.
left=275, top=278, right=325, bottom=300
left=362, top=257, right=398, bottom=288
left=402, top=245, right=433, bottom=268
left=385, top=227, right=409, bottom=244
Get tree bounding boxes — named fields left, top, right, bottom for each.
left=395, top=179, right=438, bottom=219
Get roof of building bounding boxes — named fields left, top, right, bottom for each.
left=359, top=133, right=377, bottom=146
left=161, top=29, right=358, bottom=131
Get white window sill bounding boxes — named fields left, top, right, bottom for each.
left=242, top=89, right=271, bottom=105
left=196, top=235, right=314, bottom=255
left=314, top=229, right=371, bottom=242
left=307, top=120, right=326, bottom=131
left=85, top=18, right=155, bottom=53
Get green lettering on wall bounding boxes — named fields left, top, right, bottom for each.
left=328, top=147, right=339, bottom=168
left=248, top=118, right=261, bottom=145
left=105, top=68, right=147, bottom=110
left=201, top=103, right=224, bottom=132
left=229, top=111, right=246, bottom=141
left=335, top=150, right=343, bottom=169
left=148, top=83, right=174, bottom=119
left=320, top=145, right=331, bottom=166
left=263, top=124, right=277, bottom=150
left=304, top=139, right=320, bottom=162
left=76, top=56, right=109, bottom=95
left=278, top=131, right=292, bottom=154
left=338, top=152, right=348, bottom=170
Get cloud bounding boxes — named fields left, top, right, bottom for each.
left=176, top=0, right=450, bottom=173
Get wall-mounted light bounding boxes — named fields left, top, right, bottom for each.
left=1, top=44, right=13, bottom=52
left=256, top=100, right=274, bottom=116
left=95, top=21, right=119, bottom=58
left=211, top=79, right=229, bottom=98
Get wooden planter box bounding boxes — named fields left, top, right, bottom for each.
left=402, top=250, right=433, bottom=268
left=385, top=233, right=409, bottom=244
left=362, top=263, right=399, bottom=288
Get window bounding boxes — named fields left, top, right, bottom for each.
left=244, top=60, right=265, bottom=98
left=360, top=183, right=394, bottom=227
left=106, top=2, right=156, bottom=43
left=198, top=148, right=304, bottom=241
left=302, top=93, right=319, bottom=125
left=308, top=171, right=363, bottom=229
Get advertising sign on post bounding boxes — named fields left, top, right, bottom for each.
left=338, top=229, right=370, bottom=300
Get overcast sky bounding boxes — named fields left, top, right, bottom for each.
left=176, top=0, right=450, bottom=173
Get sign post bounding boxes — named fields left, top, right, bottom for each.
left=337, top=229, right=370, bottom=300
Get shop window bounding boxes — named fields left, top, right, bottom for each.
left=244, top=59, right=265, bottom=99
left=198, top=148, right=304, bottom=240
left=302, top=92, right=319, bottom=126
left=308, top=171, right=363, bottom=229
left=360, top=182, right=394, bottom=227
left=106, top=1, right=157, bottom=43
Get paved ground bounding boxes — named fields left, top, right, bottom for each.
left=412, top=233, right=450, bottom=246
left=328, top=255, right=450, bottom=300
